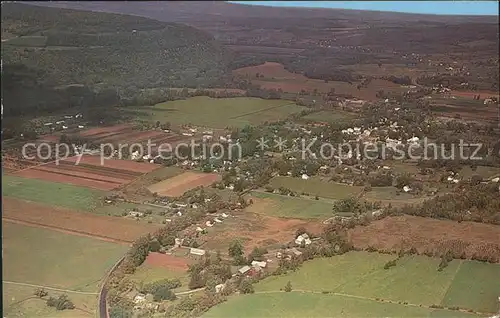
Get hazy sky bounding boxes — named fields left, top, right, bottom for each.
left=230, top=1, right=499, bottom=16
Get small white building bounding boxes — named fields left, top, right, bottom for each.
left=190, top=248, right=206, bottom=256
left=301, top=174, right=310, bottom=180
left=128, top=211, right=144, bottom=218
left=403, top=185, right=412, bottom=193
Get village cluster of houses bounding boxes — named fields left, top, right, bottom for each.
left=43, top=113, right=84, bottom=131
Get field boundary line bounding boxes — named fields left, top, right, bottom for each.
left=3, top=281, right=99, bottom=295
left=13, top=154, right=79, bottom=174
left=438, top=260, right=464, bottom=306
left=253, top=290, right=494, bottom=315
left=2, top=217, right=132, bottom=245
left=229, top=102, right=297, bottom=119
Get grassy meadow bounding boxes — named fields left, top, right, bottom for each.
left=3, top=284, right=97, bottom=318
left=268, top=176, right=363, bottom=200
left=205, top=251, right=499, bottom=317
left=248, top=191, right=334, bottom=219
left=2, top=175, right=103, bottom=212
left=2, top=222, right=128, bottom=292
left=128, top=96, right=306, bottom=128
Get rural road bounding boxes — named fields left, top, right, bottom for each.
left=3, top=281, right=99, bottom=295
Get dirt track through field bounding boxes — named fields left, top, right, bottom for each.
left=2, top=197, right=159, bottom=243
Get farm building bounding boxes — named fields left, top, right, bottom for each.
left=190, top=248, right=206, bottom=256
left=238, top=265, right=251, bottom=275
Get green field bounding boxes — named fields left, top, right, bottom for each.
left=204, top=292, right=435, bottom=318
left=363, top=186, right=428, bottom=207
left=129, top=263, right=190, bottom=293
left=249, top=191, right=334, bottom=219
left=3, top=284, right=97, bottom=318
left=2, top=175, right=103, bottom=212
left=3, top=222, right=128, bottom=292
left=205, top=251, right=498, bottom=317
left=268, top=176, right=363, bottom=200
left=441, top=261, right=500, bottom=312
left=302, top=110, right=356, bottom=124
left=128, top=96, right=307, bottom=128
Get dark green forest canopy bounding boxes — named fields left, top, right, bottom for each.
left=1, top=3, right=230, bottom=117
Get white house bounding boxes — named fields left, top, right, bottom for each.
left=301, top=174, right=310, bottom=180
left=403, top=185, right=412, bottom=193
left=251, top=260, right=267, bottom=268
left=134, top=294, right=146, bottom=304
left=295, top=233, right=312, bottom=246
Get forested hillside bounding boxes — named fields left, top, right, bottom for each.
left=1, top=3, right=230, bottom=117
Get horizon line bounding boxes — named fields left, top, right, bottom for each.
left=229, top=1, right=499, bottom=17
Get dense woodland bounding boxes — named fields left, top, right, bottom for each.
left=1, top=3, right=230, bottom=118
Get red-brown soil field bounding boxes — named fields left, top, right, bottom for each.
left=348, top=215, right=500, bottom=261
left=148, top=172, right=220, bottom=197
left=64, top=155, right=158, bottom=173
left=79, top=124, right=131, bottom=137
left=199, top=199, right=323, bottom=253
left=11, top=155, right=159, bottom=191
left=144, top=252, right=190, bottom=271
left=2, top=197, right=160, bottom=244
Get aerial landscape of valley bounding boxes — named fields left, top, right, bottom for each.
left=1, top=1, right=499, bottom=318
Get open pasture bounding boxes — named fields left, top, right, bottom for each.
left=128, top=259, right=190, bottom=293
left=3, top=284, right=98, bottom=318
left=148, top=171, right=220, bottom=197
left=2, top=175, right=103, bottom=211
left=362, top=186, right=429, bottom=207
left=204, top=292, right=446, bottom=318
left=127, top=96, right=307, bottom=128
left=268, top=176, right=363, bottom=200
left=2, top=197, right=159, bottom=243
left=205, top=251, right=496, bottom=317
left=2, top=221, right=128, bottom=292
left=348, top=215, right=500, bottom=261
left=248, top=191, right=333, bottom=219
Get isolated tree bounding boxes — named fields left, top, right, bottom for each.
left=284, top=281, right=292, bottom=292
left=34, top=288, right=48, bottom=298
left=228, top=240, right=243, bottom=259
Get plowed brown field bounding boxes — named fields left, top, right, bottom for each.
left=144, top=252, right=190, bottom=271
left=2, top=197, right=159, bottom=243
left=348, top=215, right=500, bottom=261
left=64, top=155, right=158, bottom=173
left=148, top=172, right=220, bottom=197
